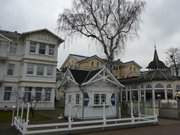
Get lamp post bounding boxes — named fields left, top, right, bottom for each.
left=157, top=94, right=161, bottom=116
left=11, top=105, right=16, bottom=126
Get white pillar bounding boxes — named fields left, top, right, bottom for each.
left=26, top=103, right=30, bottom=124
left=68, top=104, right=72, bottom=129
left=130, top=88, right=134, bottom=122
left=144, top=90, right=146, bottom=102
left=20, top=103, right=24, bottom=122
left=152, top=89, right=156, bottom=116
left=126, top=89, right=128, bottom=102
left=103, top=102, right=106, bottom=126
left=138, top=89, right=141, bottom=117
left=165, top=89, right=168, bottom=100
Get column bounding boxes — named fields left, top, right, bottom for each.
left=126, top=89, right=128, bottom=102
left=138, top=88, right=141, bottom=117
left=164, top=88, right=168, bottom=100
left=152, top=88, right=156, bottom=116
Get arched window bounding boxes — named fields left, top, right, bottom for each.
left=155, top=83, right=164, bottom=88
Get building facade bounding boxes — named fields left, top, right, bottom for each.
left=120, top=48, right=180, bottom=115
left=60, top=54, right=141, bottom=79
left=0, top=29, right=63, bottom=109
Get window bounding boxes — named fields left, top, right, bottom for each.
left=39, top=44, right=46, bottom=54
left=101, top=94, right=106, bottom=104
left=7, top=63, right=15, bottom=75
left=76, top=94, right=80, bottom=104
left=94, top=94, right=106, bottom=105
left=94, top=94, right=100, bottom=105
left=91, top=61, right=94, bottom=67
left=27, top=64, right=34, bottom=75
left=3, top=87, right=12, bottom=101
left=68, top=95, right=72, bottom=103
left=37, top=65, right=44, bottom=76
left=45, top=88, right=51, bottom=101
left=47, top=65, right=53, bottom=76
left=35, top=87, right=42, bottom=101
left=48, top=45, right=54, bottom=55
left=9, top=43, right=16, bottom=55
left=30, top=41, right=36, bottom=53
left=24, top=87, right=32, bottom=102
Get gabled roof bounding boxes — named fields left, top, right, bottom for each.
left=70, top=69, right=101, bottom=84
left=65, top=67, right=124, bottom=88
left=122, top=60, right=142, bottom=68
left=0, top=30, right=21, bottom=41
left=147, top=48, right=168, bottom=70
left=60, top=54, right=88, bottom=69
left=77, top=55, right=106, bottom=64
left=22, top=28, right=64, bottom=44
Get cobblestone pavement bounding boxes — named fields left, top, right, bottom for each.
left=1, top=119, right=180, bottom=135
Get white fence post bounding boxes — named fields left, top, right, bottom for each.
left=16, top=104, right=19, bottom=118
left=26, top=103, right=30, bottom=124
left=103, top=102, right=106, bottom=126
left=68, top=104, right=72, bottom=130
left=21, top=102, right=24, bottom=122
left=130, top=101, right=135, bottom=123
left=11, top=105, right=16, bottom=126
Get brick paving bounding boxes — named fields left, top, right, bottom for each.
left=1, top=119, right=180, bottom=135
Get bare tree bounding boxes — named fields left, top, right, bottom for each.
left=57, top=0, right=145, bottom=64
left=166, top=47, right=180, bottom=77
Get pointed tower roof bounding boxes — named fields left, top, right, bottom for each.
left=147, top=47, right=168, bottom=70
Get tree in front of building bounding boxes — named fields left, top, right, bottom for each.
left=166, top=47, right=180, bottom=77
left=57, top=0, right=145, bottom=64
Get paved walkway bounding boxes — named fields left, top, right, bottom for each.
left=1, top=119, right=180, bottom=135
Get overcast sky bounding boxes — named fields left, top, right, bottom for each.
left=1, top=0, right=180, bottom=69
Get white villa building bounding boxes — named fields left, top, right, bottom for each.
left=62, top=67, right=124, bottom=119
left=0, top=29, right=63, bottom=109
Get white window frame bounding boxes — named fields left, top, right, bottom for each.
left=29, top=41, right=36, bottom=54
left=3, top=87, right=12, bottom=101
left=76, top=94, right=80, bottom=105
left=36, top=65, right=44, bottom=76
left=47, top=65, right=53, bottom=76
left=39, top=43, right=46, bottom=55
left=27, top=64, right=34, bottom=75
left=93, top=93, right=106, bottom=105
left=44, top=88, right=51, bottom=101
left=48, top=45, right=55, bottom=55
left=7, top=63, right=15, bottom=76
left=35, top=87, right=42, bottom=101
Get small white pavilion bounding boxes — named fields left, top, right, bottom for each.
left=62, top=67, right=124, bottom=119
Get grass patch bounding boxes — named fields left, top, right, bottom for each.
left=0, top=107, right=64, bottom=124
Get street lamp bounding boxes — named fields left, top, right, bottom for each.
left=11, top=105, right=16, bottom=126
left=157, top=94, right=161, bottom=116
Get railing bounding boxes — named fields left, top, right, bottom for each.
left=12, top=103, right=158, bottom=135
